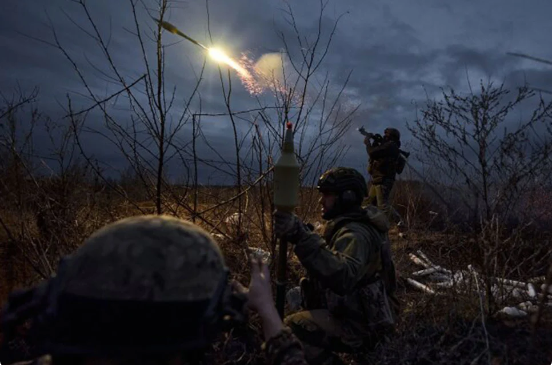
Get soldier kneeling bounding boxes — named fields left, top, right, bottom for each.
left=275, top=167, right=399, bottom=364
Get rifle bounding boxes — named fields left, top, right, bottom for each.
left=357, top=126, right=410, bottom=158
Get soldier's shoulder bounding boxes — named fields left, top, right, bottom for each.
left=341, top=221, right=381, bottom=240
left=342, top=209, right=389, bottom=235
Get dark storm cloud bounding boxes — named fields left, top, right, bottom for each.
left=1, top=0, right=551, bottom=182
left=0, top=0, right=153, bottom=122
left=304, top=9, right=548, bottom=139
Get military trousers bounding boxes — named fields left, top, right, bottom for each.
left=284, top=310, right=361, bottom=365
left=366, top=178, right=402, bottom=224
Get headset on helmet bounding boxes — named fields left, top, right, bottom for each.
left=317, top=167, right=368, bottom=205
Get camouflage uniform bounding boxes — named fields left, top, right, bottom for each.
left=284, top=207, right=398, bottom=364
left=365, top=128, right=403, bottom=224
left=366, top=177, right=401, bottom=225
left=265, top=328, right=309, bottom=365
left=276, top=168, right=398, bottom=364
left=1, top=215, right=307, bottom=365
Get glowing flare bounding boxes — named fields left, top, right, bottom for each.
left=208, top=48, right=251, bottom=78
left=152, top=17, right=267, bottom=95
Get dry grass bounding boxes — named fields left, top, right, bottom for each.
left=1, top=184, right=551, bottom=365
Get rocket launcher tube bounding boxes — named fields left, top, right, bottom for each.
left=274, top=122, right=299, bottom=319
left=282, top=122, right=295, bottom=153
left=273, top=122, right=300, bottom=212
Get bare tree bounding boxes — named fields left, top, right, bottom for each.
left=0, top=87, right=103, bottom=289
left=253, top=0, right=358, bottom=222
left=39, top=0, right=206, bottom=217
left=409, top=81, right=552, bottom=227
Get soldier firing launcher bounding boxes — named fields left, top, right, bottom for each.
left=357, top=126, right=411, bottom=158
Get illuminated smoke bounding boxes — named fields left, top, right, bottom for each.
left=238, top=52, right=289, bottom=96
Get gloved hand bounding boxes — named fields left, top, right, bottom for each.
left=363, top=136, right=371, bottom=146
left=274, top=210, right=308, bottom=243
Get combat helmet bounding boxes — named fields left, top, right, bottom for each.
left=384, top=128, right=401, bottom=141
left=317, top=167, right=367, bottom=219
left=20, top=215, right=244, bottom=357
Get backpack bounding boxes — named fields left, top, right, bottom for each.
left=396, top=154, right=407, bottom=174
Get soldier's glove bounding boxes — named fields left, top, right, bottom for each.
left=274, top=211, right=309, bottom=244
left=363, top=136, right=371, bottom=146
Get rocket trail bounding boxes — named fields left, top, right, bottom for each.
left=152, top=17, right=208, bottom=50
left=153, top=17, right=265, bottom=95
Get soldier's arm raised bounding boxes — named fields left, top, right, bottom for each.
left=367, top=141, right=398, bottom=159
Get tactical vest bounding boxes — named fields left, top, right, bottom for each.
left=323, top=210, right=395, bottom=293
left=320, top=209, right=399, bottom=328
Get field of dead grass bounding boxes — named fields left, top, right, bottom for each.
left=1, top=185, right=551, bottom=365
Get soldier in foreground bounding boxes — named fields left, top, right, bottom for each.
left=364, top=127, right=404, bottom=229
left=0, top=215, right=307, bottom=365
left=275, top=167, right=399, bottom=364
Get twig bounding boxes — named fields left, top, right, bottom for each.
left=506, top=52, right=552, bottom=66
left=197, top=166, right=274, bottom=216
left=65, top=75, right=146, bottom=117
left=469, top=265, right=491, bottom=364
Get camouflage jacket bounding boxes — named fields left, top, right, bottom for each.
left=367, top=140, right=400, bottom=183
left=265, top=327, right=308, bottom=365
left=294, top=207, right=398, bottom=335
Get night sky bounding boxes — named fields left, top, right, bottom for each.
left=2, top=0, right=551, bottom=183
